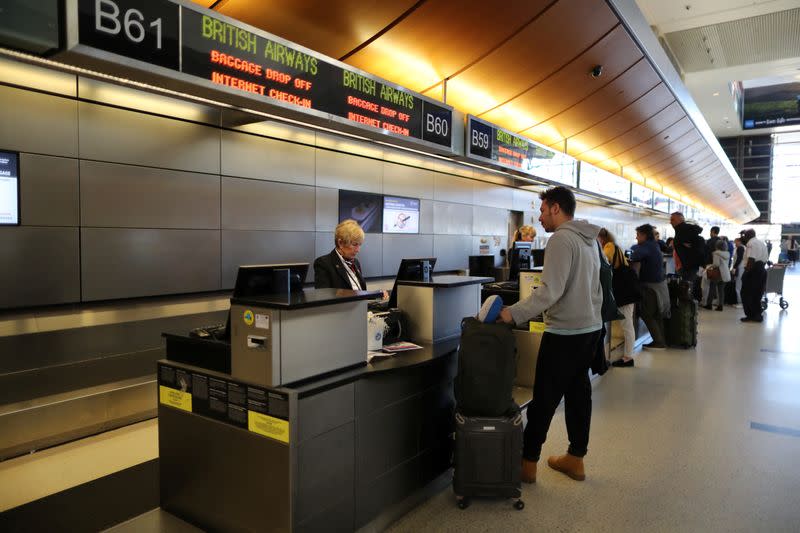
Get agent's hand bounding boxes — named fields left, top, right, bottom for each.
left=498, top=307, right=514, bottom=324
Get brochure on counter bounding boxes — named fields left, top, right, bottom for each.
left=367, top=341, right=423, bottom=362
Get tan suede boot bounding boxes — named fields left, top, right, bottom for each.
left=547, top=453, right=585, bottom=481
left=521, top=459, right=537, bottom=483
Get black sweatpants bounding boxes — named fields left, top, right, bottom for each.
left=741, top=262, right=766, bottom=320
left=523, top=329, right=603, bottom=461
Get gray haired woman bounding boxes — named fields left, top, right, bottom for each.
left=703, top=240, right=731, bottom=311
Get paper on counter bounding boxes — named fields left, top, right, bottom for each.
left=382, top=341, right=423, bottom=352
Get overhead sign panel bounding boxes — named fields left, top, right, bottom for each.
left=68, top=0, right=453, bottom=151
left=466, top=115, right=576, bottom=186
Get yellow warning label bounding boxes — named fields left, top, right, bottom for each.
left=243, top=309, right=255, bottom=326
left=529, top=321, right=546, bottom=333
left=159, top=385, right=192, bottom=412
left=248, top=411, right=290, bottom=444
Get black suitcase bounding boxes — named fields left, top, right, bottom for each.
left=453, top=411, right=525, bottom=510
left=665, top=299, right=698, bottom=348
left=454, top=318, right=518, bottom=417
left=724, top=281, right=738, bottom=305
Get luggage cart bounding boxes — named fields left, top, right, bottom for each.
left=761, top=264, right=789, bottom=310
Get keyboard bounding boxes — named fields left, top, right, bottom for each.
left=189, top=323, right=227, bottom=341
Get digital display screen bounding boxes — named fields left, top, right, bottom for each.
left=578, top=163, right=631, bottom=203
left=383, top=196, right=420, bottom=234
left=653, top=193, right=670, bottom=213
left=0, top=150, right=19, bottom=225
left=74, top=1, right=452, bottom=150
left=631, top=184, right=654, bottom=209
left=467, top=116, right=577, bottom=186
left=338, top=190, right=383, bottom=234
left=742, top=81, right=800, bottom=130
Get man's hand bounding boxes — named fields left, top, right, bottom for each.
left=498, top=307, right=514, bottom=324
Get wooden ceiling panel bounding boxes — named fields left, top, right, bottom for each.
left=610, top=116, right=695, bottom=167
left=578, top=102, right=685, bottom=162
left=564, top=83, right=674, bottom=153
left=444, top=0, right=619, bottom=118
left=480, top=25, right=642, bottom=132
left=633, top=130, right=703, bottom=171
left=345, top=0, right=553, bottom=94
left=649, top=151, right=718, bottom=183
left=641, top=145, right=713, bottom=178
left=190, top=0, right=216, bottom=7
left=521, top=58, right=660, bottom=146
left=213, top=0, right=419, bottom=59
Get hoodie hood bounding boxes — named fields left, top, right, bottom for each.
left=557, top=219, right=601, bottom=245
left=715, top=250, right=730, bottom=260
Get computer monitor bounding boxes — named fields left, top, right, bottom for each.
left=387, top=257, right=437, bottom=308
left=531, top=248, right=545, bottom=268
left=232, top=263, right=309, bottom=298
left=469, top=255, right=495, bottom=278
left=509, top=242, right=532, bottom=281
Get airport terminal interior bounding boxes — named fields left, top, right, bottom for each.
left=1, top=0, right=799, bottom=531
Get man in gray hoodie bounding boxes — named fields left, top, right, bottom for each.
left=499, top=186, right=602, bottom=484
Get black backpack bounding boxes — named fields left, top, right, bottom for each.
left=455, top=318, right=518, bottom=417
left=611, top=245, right=641, bottom=306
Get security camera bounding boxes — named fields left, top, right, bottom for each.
left=590, top=65, right=603, bottom=78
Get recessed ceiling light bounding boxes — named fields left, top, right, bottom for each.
left=712, top=92, right=720, bottom=96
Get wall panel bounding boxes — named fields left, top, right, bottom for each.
left=433, top=235, right=473, bottom=271
left=316, top=187, right=338, bottom=232
left=315, top=150, right=382, bottom=192
left=433, top=173, right=473, bottom=204
left=221, top=130, right=315, bottom=186
left=472, top=181, right=513, bottom=209
left=0, top=85, right=77, bottom=157
left=382, top=235, right=433, bottom=276
left=81, top=228, right=221, bottom=301
left=432, top=202, right=472, bottom=235
left=0, top=227, right=80, bottom=309
left=81, top=161, right=220, bottom=229
left=19, top=154, right=79, bottom=227
left=78, top=102, right=220, bottom=173
left=472, top=206, right=509, bottom=236
left=222, top=177, right=315, bottom=231
left=382, top=163, right=435, bottom=199
left=221, top=230, right=315, bottom=287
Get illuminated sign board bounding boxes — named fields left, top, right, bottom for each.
left=653, top=193, right=670, bottom=213
left=631, top=184, right=654, bottom=209
left=742, top=81, right=800, bottom=130
left=578, top=163, right=631, bottom=203
left=71, top=0, right=452, bottom=150
left=466, top=115, right=576, bottom=186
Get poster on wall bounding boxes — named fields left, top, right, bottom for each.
left=0, top=150, right=19, bottom=225
left=338, top=190, right=383, bottom=233
left=383, top=196, right=420, bottom=234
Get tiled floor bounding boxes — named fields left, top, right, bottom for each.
left=390, top=266, right=800, bottom=532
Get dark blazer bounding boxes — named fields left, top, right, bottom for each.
left=314, top=249, right=367, bottom=290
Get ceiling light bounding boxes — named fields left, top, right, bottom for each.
left=712, top=92, right=719, bottom=96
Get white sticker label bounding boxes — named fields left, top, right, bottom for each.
left=255, top=314, right=270, bottom=330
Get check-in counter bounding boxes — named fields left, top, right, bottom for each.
left=397, top=275, right=492, bottom=342
left=158, top=339, right=459, bottom=532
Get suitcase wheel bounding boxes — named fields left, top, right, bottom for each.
left=514, top=499, right=525, bottom=510
left=780, top=298, right=789, bottom=310
left=457, top=496, right=470, bottom=510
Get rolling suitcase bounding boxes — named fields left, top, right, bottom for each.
left=454, top=318, right=518, bottom=417
left=453, top=411, right=525, bottom=510
left=665, top=298, right=698, bottom=348
left=724, top=281, right=738, bottom=305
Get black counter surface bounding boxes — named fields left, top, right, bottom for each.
left=396, top=275, right=493, bottom=288
left=231, top=288, right=382, bottom=309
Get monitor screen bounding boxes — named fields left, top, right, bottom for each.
left=387, top=257, right=437, bottom=308
left=383, top=195, right=420, bottom=234
left=0, top=150, right=19, bottom=225
left=531, top=249, right=545, bottom=268
left=469, top=255, right=495, bottom=277
left=232, top=263, right=309, bottom=298
left=338, top=190, right=382, bottom=233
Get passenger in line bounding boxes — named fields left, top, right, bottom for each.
left=740, top=229, right=769, bottom=323
left=670, top=212, right=704, bottom=284
left=314, top=219, right=368, bottom=290
left=598, top=228, right=638, bottom=367
left=499, top=187, right=602, bottom=484
left=655, top=230, right=669, bottom=254
left=703, top=240, right=730, bottom=311
left=731, top=237, right=746, bottom=307
left=630, top=224, right=669, bottom=350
